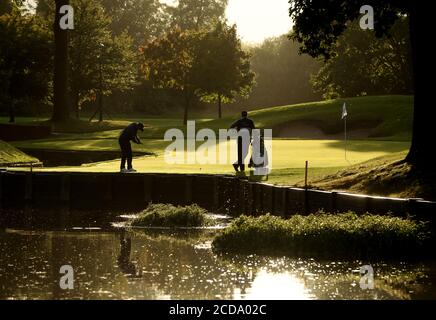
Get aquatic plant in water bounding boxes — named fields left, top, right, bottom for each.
left=212, top=212, right=431, bottom=259
left=129, top=203, right=213, bottom=228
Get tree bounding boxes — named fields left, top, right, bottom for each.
left=68, top=0, right=136, bottom=119
left=0, top=1, right=25, bottom=15
left=52, top=0, right=70, bottom=122
left=100, top=0, right=166, bottom=45
left=311, top=18, right=412, bottom=99
left=99, top=0, right=168, bottom=116
left=166, top=0, right=228, bottom=31
left=141, top=28, right=202, bottom=125
left=0, top=1, right=13, bottom=15
left=288, top=1, right=432, bottom=168
left=0, top=9, right=52, bottom=122
left=195, top=23, right=254, bottom=118
left=37, top=0, right=138, bottom=119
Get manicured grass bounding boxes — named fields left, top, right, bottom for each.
left=0, top=140, right=39, bottom=166
left=4, top=95, right=413, bottom=190
left=13, top=139, right=409, bottom=184
left=0, top=117, right=130, bottom=133
left=3, top=95, right=412, bottom=139
left=121, top=95, right=413, bottom=140
left=212, top=213, right=431, bottom=259
left=184, top=95, right=412, bottom=141
left=117, top=95, right=412, bottom=140
left=129, top=204, right=212, bottom=228
left=0, top=116, right=48, bottom=124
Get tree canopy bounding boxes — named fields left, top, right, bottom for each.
left=0, top=8, right=52, bottom=122
left=311, top=18, right=412, bottom=99
left=289, top=0, right=410, bottom=60
left=141, top=27, right=203, bottom=124
left=195, top=23, right=254, bottom=118
left=141, top=23, right=255, bottom=123
left=68, top=0, right=137, bottom=118
left=288, top=0, right=431, bottom=168
left=166, top=0, right=228, bottom=31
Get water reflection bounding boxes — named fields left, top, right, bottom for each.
left=117, top=231, right=141, bottom=279
left=234, top=271, right=312, bottom=300
left=0, top=227, right=436, bottom=300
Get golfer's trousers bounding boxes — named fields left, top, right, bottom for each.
left=119, top=138, right=133, bottom=170
left=235, top=136, right=249, bottom=171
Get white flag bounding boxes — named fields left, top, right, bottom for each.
left=341, top=103, right=348, bottom=120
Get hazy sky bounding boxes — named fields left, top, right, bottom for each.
left=226, top=0, right=292, bottom=44
left=162, top=0, right=293, bottom=44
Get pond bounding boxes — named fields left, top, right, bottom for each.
left=0, top=209, right=436, bottom=300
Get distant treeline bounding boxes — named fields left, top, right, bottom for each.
left=0, top=0, right=413, bottom=121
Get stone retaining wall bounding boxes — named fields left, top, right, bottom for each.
left=1, top=171, right=435, bottom=222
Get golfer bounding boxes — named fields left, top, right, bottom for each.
left=230, top=111, right=255, bottom=172
left=119, top=122, right=144, bottom=173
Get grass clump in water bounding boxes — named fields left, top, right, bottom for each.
left=129, top=203, right=212, bottom=228
left=212, top=212, right=431, bottom=259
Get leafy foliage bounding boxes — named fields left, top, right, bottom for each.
left=213, top=212, right=431, bottom=258
left=0, top=0, right=26, bottom=15
left=100, top=0, right=166, bottom=45
left=69, top=0, right=137, bottom=116
left=141, top=27, right=201, bottom=124
left=289, top=0, right=410, bottom=60
left=311, top=19, right=412, bottom=99
left=129, top=203, right=212, bottom=228
left=37, top=0, right=137, bottom=117
left=166, top=0, right=228, bottom=31
left=141, top=24, right=254, bottom=122
left=195, top=23, right=254, bottom=118
left=0, top=9, right=52, bottom=117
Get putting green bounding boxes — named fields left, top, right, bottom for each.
left=32, top=139, right=409, bottom=175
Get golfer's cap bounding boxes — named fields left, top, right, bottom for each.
left=138, top=122, right=145, bottom=131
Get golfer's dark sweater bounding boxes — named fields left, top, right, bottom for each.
left=119, top=123, right=141, bottom=144
left=230, top=118, right=255, bottom=131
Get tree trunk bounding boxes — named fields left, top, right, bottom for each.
left=72, top=88, right=80, bottom=119
left=405, top=3, right=434, bottom=169
left=52, top=0, right=70, bottom=123
left=218, top=94, right=222, bottom=119
left=8, top=101, right=15, bottom=123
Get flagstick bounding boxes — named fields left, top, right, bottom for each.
left=345, top=116, right=347, bottom=161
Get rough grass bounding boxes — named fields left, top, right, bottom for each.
left=312, top=151, right=436, bottom=200
left=129, top=203, right=212, bottom=228
left=212, top=213, right=431, bottom=259
left=0, top=140, right=39, bottom=166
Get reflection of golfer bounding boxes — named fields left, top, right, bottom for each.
left=117, top=231, right=141, bottom=278
left=119, top=122, right=144, bottom=173
left=230, top=111, right=255, bottom=172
